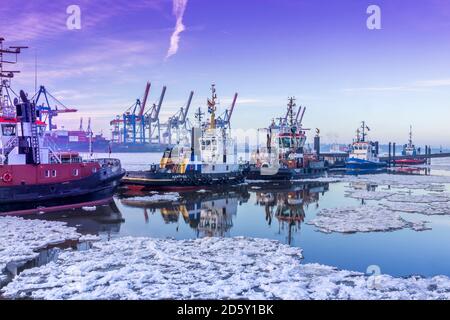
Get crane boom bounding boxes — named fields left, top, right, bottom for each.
left=153, top=86, right=166, bottom=120
left=182, top=91, right=194, bottom=122
left=226, top=93, right=238, bottom=123
left=298, top=106, right=306, bottom=124
left=295, top=105, right=303, bottom=122
left=139, top=82, right=151, bottom=117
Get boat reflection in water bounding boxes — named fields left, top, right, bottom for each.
left=119, top=186, right=251, bottom=237
left=19, top=200, right=124, bottom=239
left=254, top=182, right=328, bottom=244
left=119, top=182, right=329, bottom=243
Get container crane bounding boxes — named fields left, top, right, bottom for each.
left=145, top=86, right=167, bottom=144
left=216, top=92, right=238, bottom=129
left=121, top=82, right=151, bottom=144
left=33, top=86, right=78, bottom=131
left=164, top=90, right=194, bottom=144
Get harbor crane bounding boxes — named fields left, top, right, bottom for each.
left=144, top=85, right=167, bottom=144
left=32, top=86, right=78, bottom=130
left=215, top=92, right=238, bottom=129
left=163, top=90, right=194, bottom=144
left=119, top=82, right=151, bottom=144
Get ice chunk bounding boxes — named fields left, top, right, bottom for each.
left=382, top=201, right=450, bottom=216
left=307, top=205, right=430, bottom=233
left=345, top=190, right=394, bottom=201
left=122, top=193, right=180, bottom=203
left=343, top=173, right=450, bottom=191
left=387, top=193, right=450, bottom=203
left=0, top=217, right=92, bottom=279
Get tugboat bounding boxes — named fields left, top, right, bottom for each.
left=122, top=85, right=245, bottom=190
left=345, top=121, right=387, bottom=173
left=0, top=91, right=125, bottom=208
left=393, top=125, right=426, bottom=166
left=0, top=38, right=125, bottom=211
left=246, top=97, right=326, bottom=181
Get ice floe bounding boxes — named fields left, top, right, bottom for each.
left=387, top=193, right=450, bottom=203
left=345, top=190, right=394, bottom=201
left=0, top=217, right=90, bottom=279
left=122, top=193, right=180, bottom=203
left=343, top=173, right=450, bottom=192
left=382, top=201, right=450, bottom=216
left=307, top=205, right=429, bottom=233
left=3, top=236, right=450, bottom=300
left=82, top=206, right=97, bottom=212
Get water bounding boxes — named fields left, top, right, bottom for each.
left=21, top=153, right=450, bottom=278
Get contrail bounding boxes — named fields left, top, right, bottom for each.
left=166, top=0, right=188, bottom=59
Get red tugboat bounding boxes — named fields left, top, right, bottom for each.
left=0, top=90, right=125, bottom=209
left=0, top=38, right=125, bottom=212
left=393, top=126, right=426, bottom=166
left=247, top=97, right=326, bottom=181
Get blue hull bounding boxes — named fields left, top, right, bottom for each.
left=345, top=158, right=387, bottom=172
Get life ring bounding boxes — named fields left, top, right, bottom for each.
left=2, top=172, right=13, bottom=183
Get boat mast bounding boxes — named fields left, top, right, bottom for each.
left=0, top=38, right=27, bottom=113
left=360, top=121, right=370, bottom=142
left=286, top=97, right=296, bottom=127
left=409, top=125, right=413, bottom=147
left=207, top=84, right=217, bottom=130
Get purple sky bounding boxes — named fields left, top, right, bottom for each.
left=1, top=0, right=450, bottom=146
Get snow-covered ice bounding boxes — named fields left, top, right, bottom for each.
left=345, top=190, right=394, bottom=201
left=82, top=206, right=97, bottom=212
left=382, top=201, right=450, bottom=216
left=0, top=217, right=92, bottom=279
left=387, top=193, right=450, bottom=203
left=3, top=236, right=450, bottom=300
left=307, top=205, right=429, bottom=233
left=122, top=192, right=180, bottom=203
left=343, top=173, right=450, bottom=191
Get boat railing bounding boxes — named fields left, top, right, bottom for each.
left=85, top=158, right=122, bottom=173
left=0, top=137, right=19, bottom=165
left=43, top=138, right=62, bottom=164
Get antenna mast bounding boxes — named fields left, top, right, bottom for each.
left=0, top=37, right=28, bottom=114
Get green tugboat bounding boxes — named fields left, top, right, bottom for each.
left=122, top=85, right=245, bottom=190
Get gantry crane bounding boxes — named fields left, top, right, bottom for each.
left=144, top=85, right=167, bottom=144
left=163, top=90, right=194, bottom=144
left=215, top=92, right=238, bottom=129
left=120, top=82, right=151, bottom=144
left=32, top=86, right=78, bottom=131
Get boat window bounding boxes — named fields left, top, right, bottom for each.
left=72, top=169, right=79, bottom=177
left=2, top=124, right=16, bottom=136
left=52, top=170, right=57, bottom=177
left=45, top=170, right=50, bottom=178
left=212, top=165, right=215, bottom=171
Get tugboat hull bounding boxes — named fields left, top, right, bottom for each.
left=0, top=163, right=125, bottom=205
left=122, top=170, right=245, bottom=190
left=393, top=158, right=427, bottom=166
left=345, top=157, right=387, bottom=172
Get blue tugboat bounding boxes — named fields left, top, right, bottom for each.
left=345, top=121, right=387, bottom=173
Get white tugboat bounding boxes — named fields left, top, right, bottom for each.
left=122, top=85, right=245, bottom=190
